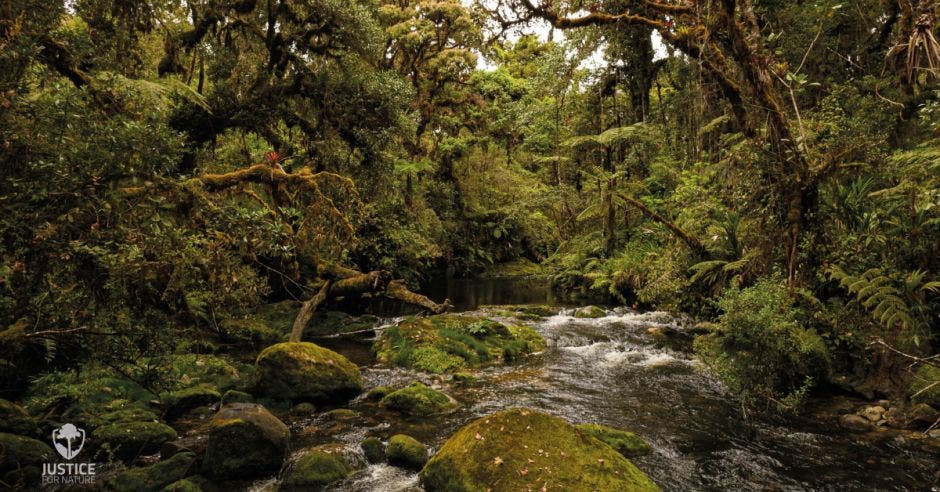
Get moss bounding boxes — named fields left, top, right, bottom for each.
left=108, top=451, right=196, bottom=492
left=218, top=318, right=283, bottom=347
left=380, top=382, right=456, bottom=417
left=166, top=354, right=243, bottom=393
left=452, top=372, right=477, bottom=384
left=0, top=399, right=39, bottom=436
left=93, top=405, right=160, bottom=427
left=481, top=304, right=557, bottom=319
left=92, top=421, right=178, bottom=461
left=290, top=402, right=317, bottom=416
left=575, top=423, right=652, bottom=458
left=366, top=386, right=394, bottom=401
left=161, top=384, right=221, bottom=419
left=281, top=449, right=350, bottom=490
left=0, top=432, right=55, bottom=487
left=911, top=365, right=940, bottom=407
left=220, top=390, right=253, bottom=405
left=419, top=408, right=659, bottom=492
left=255, top=342, right=362, bottom=402
left=574, top=305, right=607, bottom=318
left=202, top=403, right=289, bottom=480
left=374, top=315, right=546, bottom=374
left=255, top=300, right=303, bottom=333
left=161, top=478, right=202, bottom=492
left=361, top=437, right=385, bottom=464
left=386, top=434, right=428, bottom=471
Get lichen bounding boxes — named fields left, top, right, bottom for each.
left=420, top=408, right=659, bottom=491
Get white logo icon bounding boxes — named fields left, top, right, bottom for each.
left=51, top=423, right=85, bottom=460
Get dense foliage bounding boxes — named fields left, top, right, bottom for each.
left=1, top=0, right=938, bottom=414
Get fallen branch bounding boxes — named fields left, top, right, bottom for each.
left=289, top=280, right=332, bottom=343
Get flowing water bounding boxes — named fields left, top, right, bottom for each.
left=278, top=279, right=939, bottom=491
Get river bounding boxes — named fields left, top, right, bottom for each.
left=274, top=278, right=939, bottom=491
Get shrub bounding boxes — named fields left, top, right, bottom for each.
left=694, top=278, right=830, bottom=412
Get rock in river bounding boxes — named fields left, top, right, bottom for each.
left=420, top=408, right=659, bottom=491
left=255, top=342, right=362, bottom=403
left=201, top=403, right=289, bottom=480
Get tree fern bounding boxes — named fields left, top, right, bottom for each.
left=828, top=265, right=940, bottom=346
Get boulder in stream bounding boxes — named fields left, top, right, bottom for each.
left=574, top=305, right=607, bottom=318
left=374, top=315, right=546, bottom=374
left=201, top=403, right=289, bottom=480
left=387, top=434, right=428, bottom=471
left=255, top=342, right=362, bottom=402
left=379, top=382, right=456, bottom=416
left=281, top=444, right=361, bottom=490
left=420, top=408, right=659, bottom=491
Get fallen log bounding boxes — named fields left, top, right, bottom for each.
left=289, top=270, right=449, bottom=342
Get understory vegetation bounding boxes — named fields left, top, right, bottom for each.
left=1, top=0, right=939, bottom=447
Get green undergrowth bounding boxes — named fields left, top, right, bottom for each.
left=374, top=315, right=546, bottom=373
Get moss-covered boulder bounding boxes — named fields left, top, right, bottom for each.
left=92, top=421, right=178, bottom=461
left=361, top=437, right=385, bottom=464
left=387, top=434, right=428, bottom=471
left=420, top=408, right=659, bottom=491
left=281, top=447, right=351, bottom=490
left=0, top=399, right=39, bottom=437
left=576, top=423, right=652, bottom=458
left=374, top=315, right=546, bottom=374
left=366, top=386, right=394, bottom=401
left=220, top=390, right=253, bottom=405
left=574, top=305, right=607, bottom=318
left=106, top=451, right=196, bottom=492
left=201, top=403, right=289, bottom=480
left=0, top=432, right=55, bottom=487
left=910, top=365, right=940, bottom=407
left=379, top=382, right=456, bottom=416
left=162, top=385, right=221, bottom=419
left=290, top=402, right=317, bottom=416
left=255, top=342, right=362, bottom=402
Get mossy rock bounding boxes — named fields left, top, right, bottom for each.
left=290, top=402, right=317, bottom=416
left=361, top=437, right=385, bottom=464
left=93, top=421, right=178, bottom=461
left=220, top=390, right=253, bottom=405
left=574, top=305, right=607, bottom=318
left=910, top=365, right=940, bottom=407
left=0, top=432, right=55, bottom=487
left=0, top=399, right=39, bottom=437
left=218, top=318, right=284, bottom=347
left=107, top=451, right=196, bottom=492
left=162, top=478, right=203, bottom=492
left=387, top=434, right=428, bottom=471
left=201, top=403, right=289, bottom=480
left=91, top=405, right=161, bottom=429
left=576, top=423, right=652, bottom=458
left=281, top=448, right=350, bottom=490
left=162, top=384, right=221, bottom=419
left=373, top=315, right=546, bottom=374
left=420, top=408, right=659, bottom=491
left=481, top=304, right=558, bottom=320
left=255, top=342, right=362, bottom=403
left=366, top=386, right=394, bottom=401
left=165, top=354, right=244, bottom=393
left=379, top=382, right=456, bottom=417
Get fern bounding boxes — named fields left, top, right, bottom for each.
left=828, top=265, right=939, bottom=345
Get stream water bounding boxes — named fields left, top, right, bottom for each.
left=275, top=279, right=939, bottom=491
